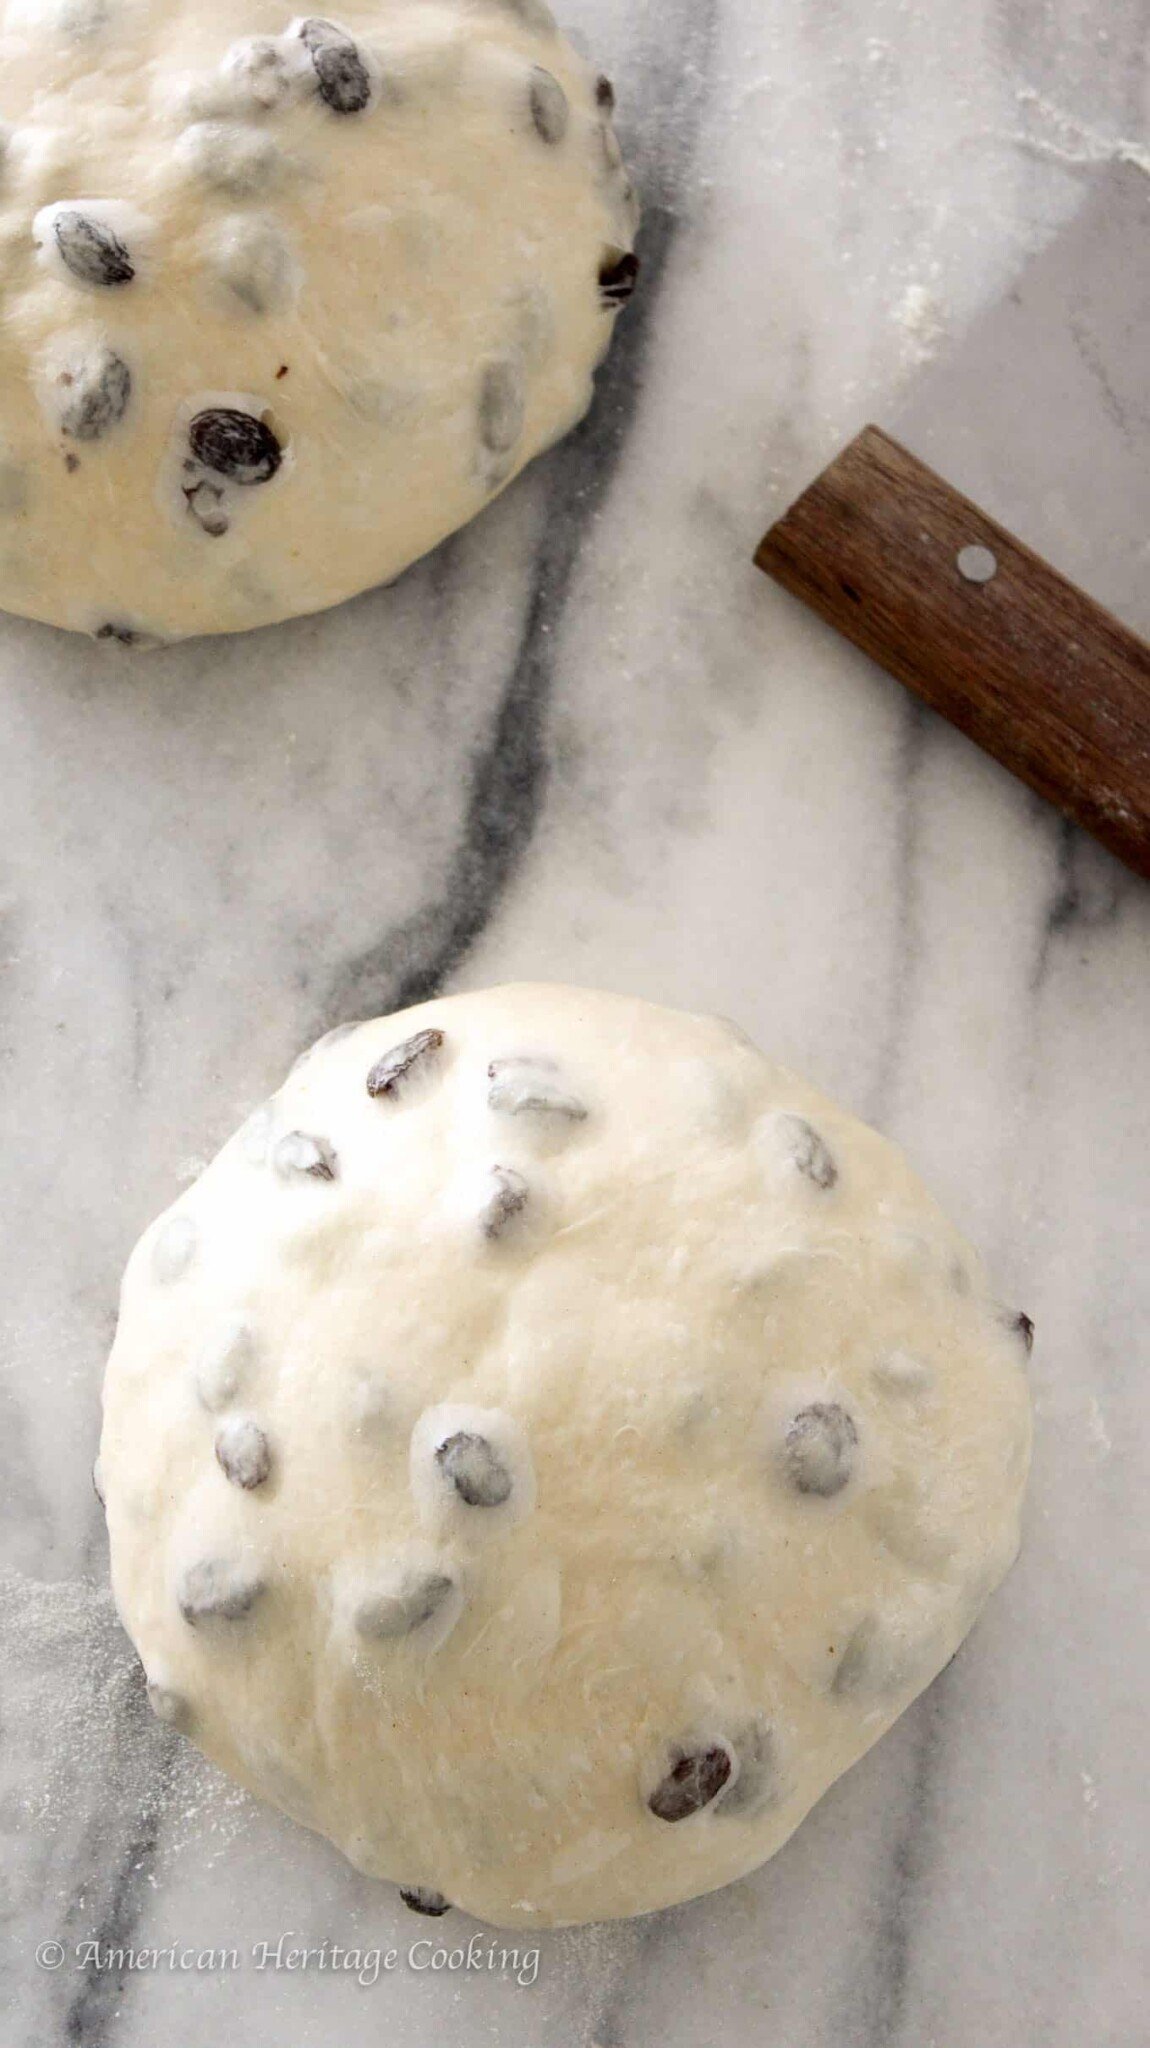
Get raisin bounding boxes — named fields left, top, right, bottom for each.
left=529, top=66, right=569, bottom=144
left=477, top=358, right=525, bottom=455
left=95, top=622, right=144, bottom=646
left=599, top=250, right=639, bottom=310
left=189, top=407, right=282, bottom=485
left=487, top=1058, right=586, bottom=1120
left=478, top=1164, right=529, bottom=1239
left=178, top=1558, right=266, bottom=1625
left=399, top=1888, right=452, bottom=1917
left=57, top=347, right=131, bottom=441
left=435, top=1430, right=513, bottom=1507
left=778, top=1113, right=838, bottom=1190
left=1004, top=1308, right=1035, bottom=1355
left=366, top=1027, right=444, bottom=1099
left=355, top=1570, right=456, bottom=1640
left=298, top=19, right=372, bottom=113
left=53, top=210, right=134, bottom=287
left=215, top=1416, right=272, bottom=1490
left=648, top=1745, right=732, bottom=1822
left=783, top=1403, right=857, bottom=1497
left=595, top=74, right=615, bottom=112
left=273, top=1130, right=338, bottom=1181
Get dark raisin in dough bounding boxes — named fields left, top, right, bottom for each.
left=648, top=1745, right=732, bottom=1822
left=60, top=349, right=131, bottom=441
left=299, top=18, right=372, bottom=113
left=487, top=1059, right=587, bottom=1120
left=435, top=1430, right=513, bottom=1507
left=189, top=407, right=282, bottom=485
left=784, top=1115, right=838, bottom=1190
left=355, top=1571, right=456, bottom=1640
left=599, top=250, right=639, bottom=309
left=95, top=622, right=144, bottom=645
left=273, top=1131, right=338, bottom=1181
left=480, top=1164, right=529, bottom=1239
left=366, top=1027, right=445, bottom=1099
left=399, top=1887, right=452, bottom=1916
left=215, top=1417, right=272, bottom=1491
left=178, top=1558, right=266, bottom=1625
left=477, top=358, right=525, bottom=454
left=529, top=66, right=569, bottom=144
left=783, top=1403, right=857, bottom=1497
left=53, top=210, right=134, bottom=287
left=1005, top=1309, right=1035, bottom=1355
left=595, top=74, right=615, bottom=112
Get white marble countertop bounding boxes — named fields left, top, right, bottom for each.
left=3, top=1, right=1148, bottom=2043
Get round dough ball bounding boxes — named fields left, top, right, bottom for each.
left=0, top=1, right=637, bottom=642
left=100, top=985, right=1032, bottom=1927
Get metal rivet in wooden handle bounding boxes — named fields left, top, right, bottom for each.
left=755, top=424, right=1150, bottom=880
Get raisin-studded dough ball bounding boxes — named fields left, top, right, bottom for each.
left=0, top=1, right=637, bottom=642
left=100, top=985, right=1033, bottom=1928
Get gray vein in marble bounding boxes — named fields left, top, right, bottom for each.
left=326, top=0, right=720, bottom=1029
left=847, top=1698, right=943, bottom=2048
left=576, top=1911, right=660, bottom=2048
left=61, top=1735, right=172, bottom=2048
left=1032, top=820, right=1128, bottom=990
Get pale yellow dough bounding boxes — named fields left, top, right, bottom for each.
left=100, top=985, right=1032, bottom=1927
left=0, top=0, right=635, bottom=641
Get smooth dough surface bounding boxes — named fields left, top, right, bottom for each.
left=100, top=985, right=1033, bottom=1927
left=0, top=0, right=636, bottom=642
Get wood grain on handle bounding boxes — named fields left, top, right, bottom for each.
left=755, top=425, right=1150, bottom=879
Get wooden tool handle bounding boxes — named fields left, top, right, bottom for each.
left=755, top=425, right=1150, bottom=879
